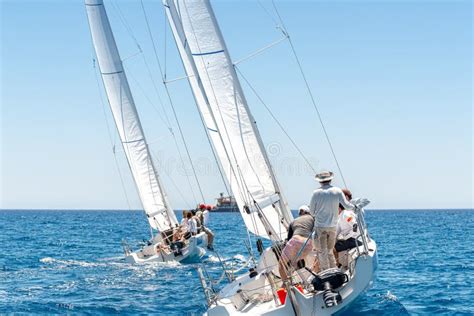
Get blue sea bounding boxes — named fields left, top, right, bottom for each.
left=1, top=209, right=472, bottom=315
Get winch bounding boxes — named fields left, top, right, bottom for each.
left=311, top=268, right=348, bottom=307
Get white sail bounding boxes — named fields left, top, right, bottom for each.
left=85, top=0, right=178, bottom=231
left=164, top=0, right=293, bottom=240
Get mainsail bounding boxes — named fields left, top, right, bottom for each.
left=164, top=0, right=293, bottom=240
left=85, top=0, right=178, bottom=231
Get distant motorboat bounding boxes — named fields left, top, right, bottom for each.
left=212, top=193, right=238, bottom=213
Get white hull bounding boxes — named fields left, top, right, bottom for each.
left=125, top=232, right=208, bottom=264
left=206, top=239, right=377, bottom=316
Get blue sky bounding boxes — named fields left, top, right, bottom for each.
left=1, top=0, right=472, bottom=210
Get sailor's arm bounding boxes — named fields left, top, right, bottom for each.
left=339, top=190, right=354, bottom=210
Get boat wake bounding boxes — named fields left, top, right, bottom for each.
left=39, top=257, right=181, bottom=270
left=374, top=290, right=410, bottom=314
left=382, top=290, right=399, bottom=302
left=39, top=257, right=107, bottom=268
left=205, top=254, right=247, bottom=264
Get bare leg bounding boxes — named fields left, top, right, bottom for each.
left=204, top=227, right=214, bottom=248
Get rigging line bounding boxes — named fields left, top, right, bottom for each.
left=140, top=53, right=173, bottom=127
left=257, top=0, right=280, bottom=27
left=164, top=5, right=167, bottom=81
left=165, top=2, right=258, bottom=241
left=127, top=68, right=170, bottom=128
left=235, top=66, right=317, bottom=174
left=162, top=6, right=232, bottom=201
left=125, top=57, right=199, bottom=205
left=151, top=151, right=193, bottom=209
left=92, top=58, right=133, bottom=212
left=233, top=35, right=288, bottom=66
left=112, top=0, right=200, bottom=204
left=112, top=0, right=173, bottom=128
left=144, top=142, right=176, bottom=229
left=164, top=74, right=195, bottom=84
left=126, top=70, right=198, bottom=205
left=113, top=0, right=173, bottom=128
left=270, top=0, right=348, bottom=188
left=162, top=4, right=231, bottom=199
left=110, top=0, right=141, bottom=50
left=141, top=0, right=206, bottom=203
left=180, top=3, right=261, bottom=207
left=179, top=2, right=283, bottom=239
left=232, top=79, right=267, bottom=196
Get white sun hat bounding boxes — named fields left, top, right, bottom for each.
left=315, top=170, right=334, bottom=182
left=298, top=205, right=310, bottom=215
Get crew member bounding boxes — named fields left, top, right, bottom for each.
left=309, top=171, right=354, bottom=271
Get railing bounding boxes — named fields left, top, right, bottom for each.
left=355, top=206, right=370, bottom=255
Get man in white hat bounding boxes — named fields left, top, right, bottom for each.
left=309, top=171, right=354, bottom=271
left=298, top=204, right=310, bottom=216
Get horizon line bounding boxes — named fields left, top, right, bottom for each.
left=1, top=208, right=473, bottom=212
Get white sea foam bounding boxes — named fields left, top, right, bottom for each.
left=233, top=254, right=246, bottom=262
left=206, top=255, right=221, bottom=263
left=206, top=254, right=247, bottom=263
left=97, top=256, right=124, bottom=262
left=39, top=257, right=105, bottom=268
left=384, top=290, right=399, bottom=301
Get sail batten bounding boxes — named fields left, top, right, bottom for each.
left=164, top=0, right=293, bottom=240
left=85, top=0, right=178, bottom=231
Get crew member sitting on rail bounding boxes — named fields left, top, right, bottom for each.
left=180, top=210, right=189, bottom=230
left=203, top=205, right=211, bottom=225
left=187, top=212, right=197, bottom=236
left=170, top=228, right=185, bottom=256
left=156, top=242, right=171, bottom=255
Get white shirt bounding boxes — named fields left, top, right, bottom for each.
left=336, top=210, right=358, bottom=240
left=309, top=184, right=354, bottom=228
left=188, top=218, right=197, bottom=234
left=180, top=218, right=188, bottom=230
left=203, top=210, right=209, bottom=226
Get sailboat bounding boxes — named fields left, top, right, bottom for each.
left=85, top=0, right=208, bottom=264
left=163, top=0, right=377, bottom=314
